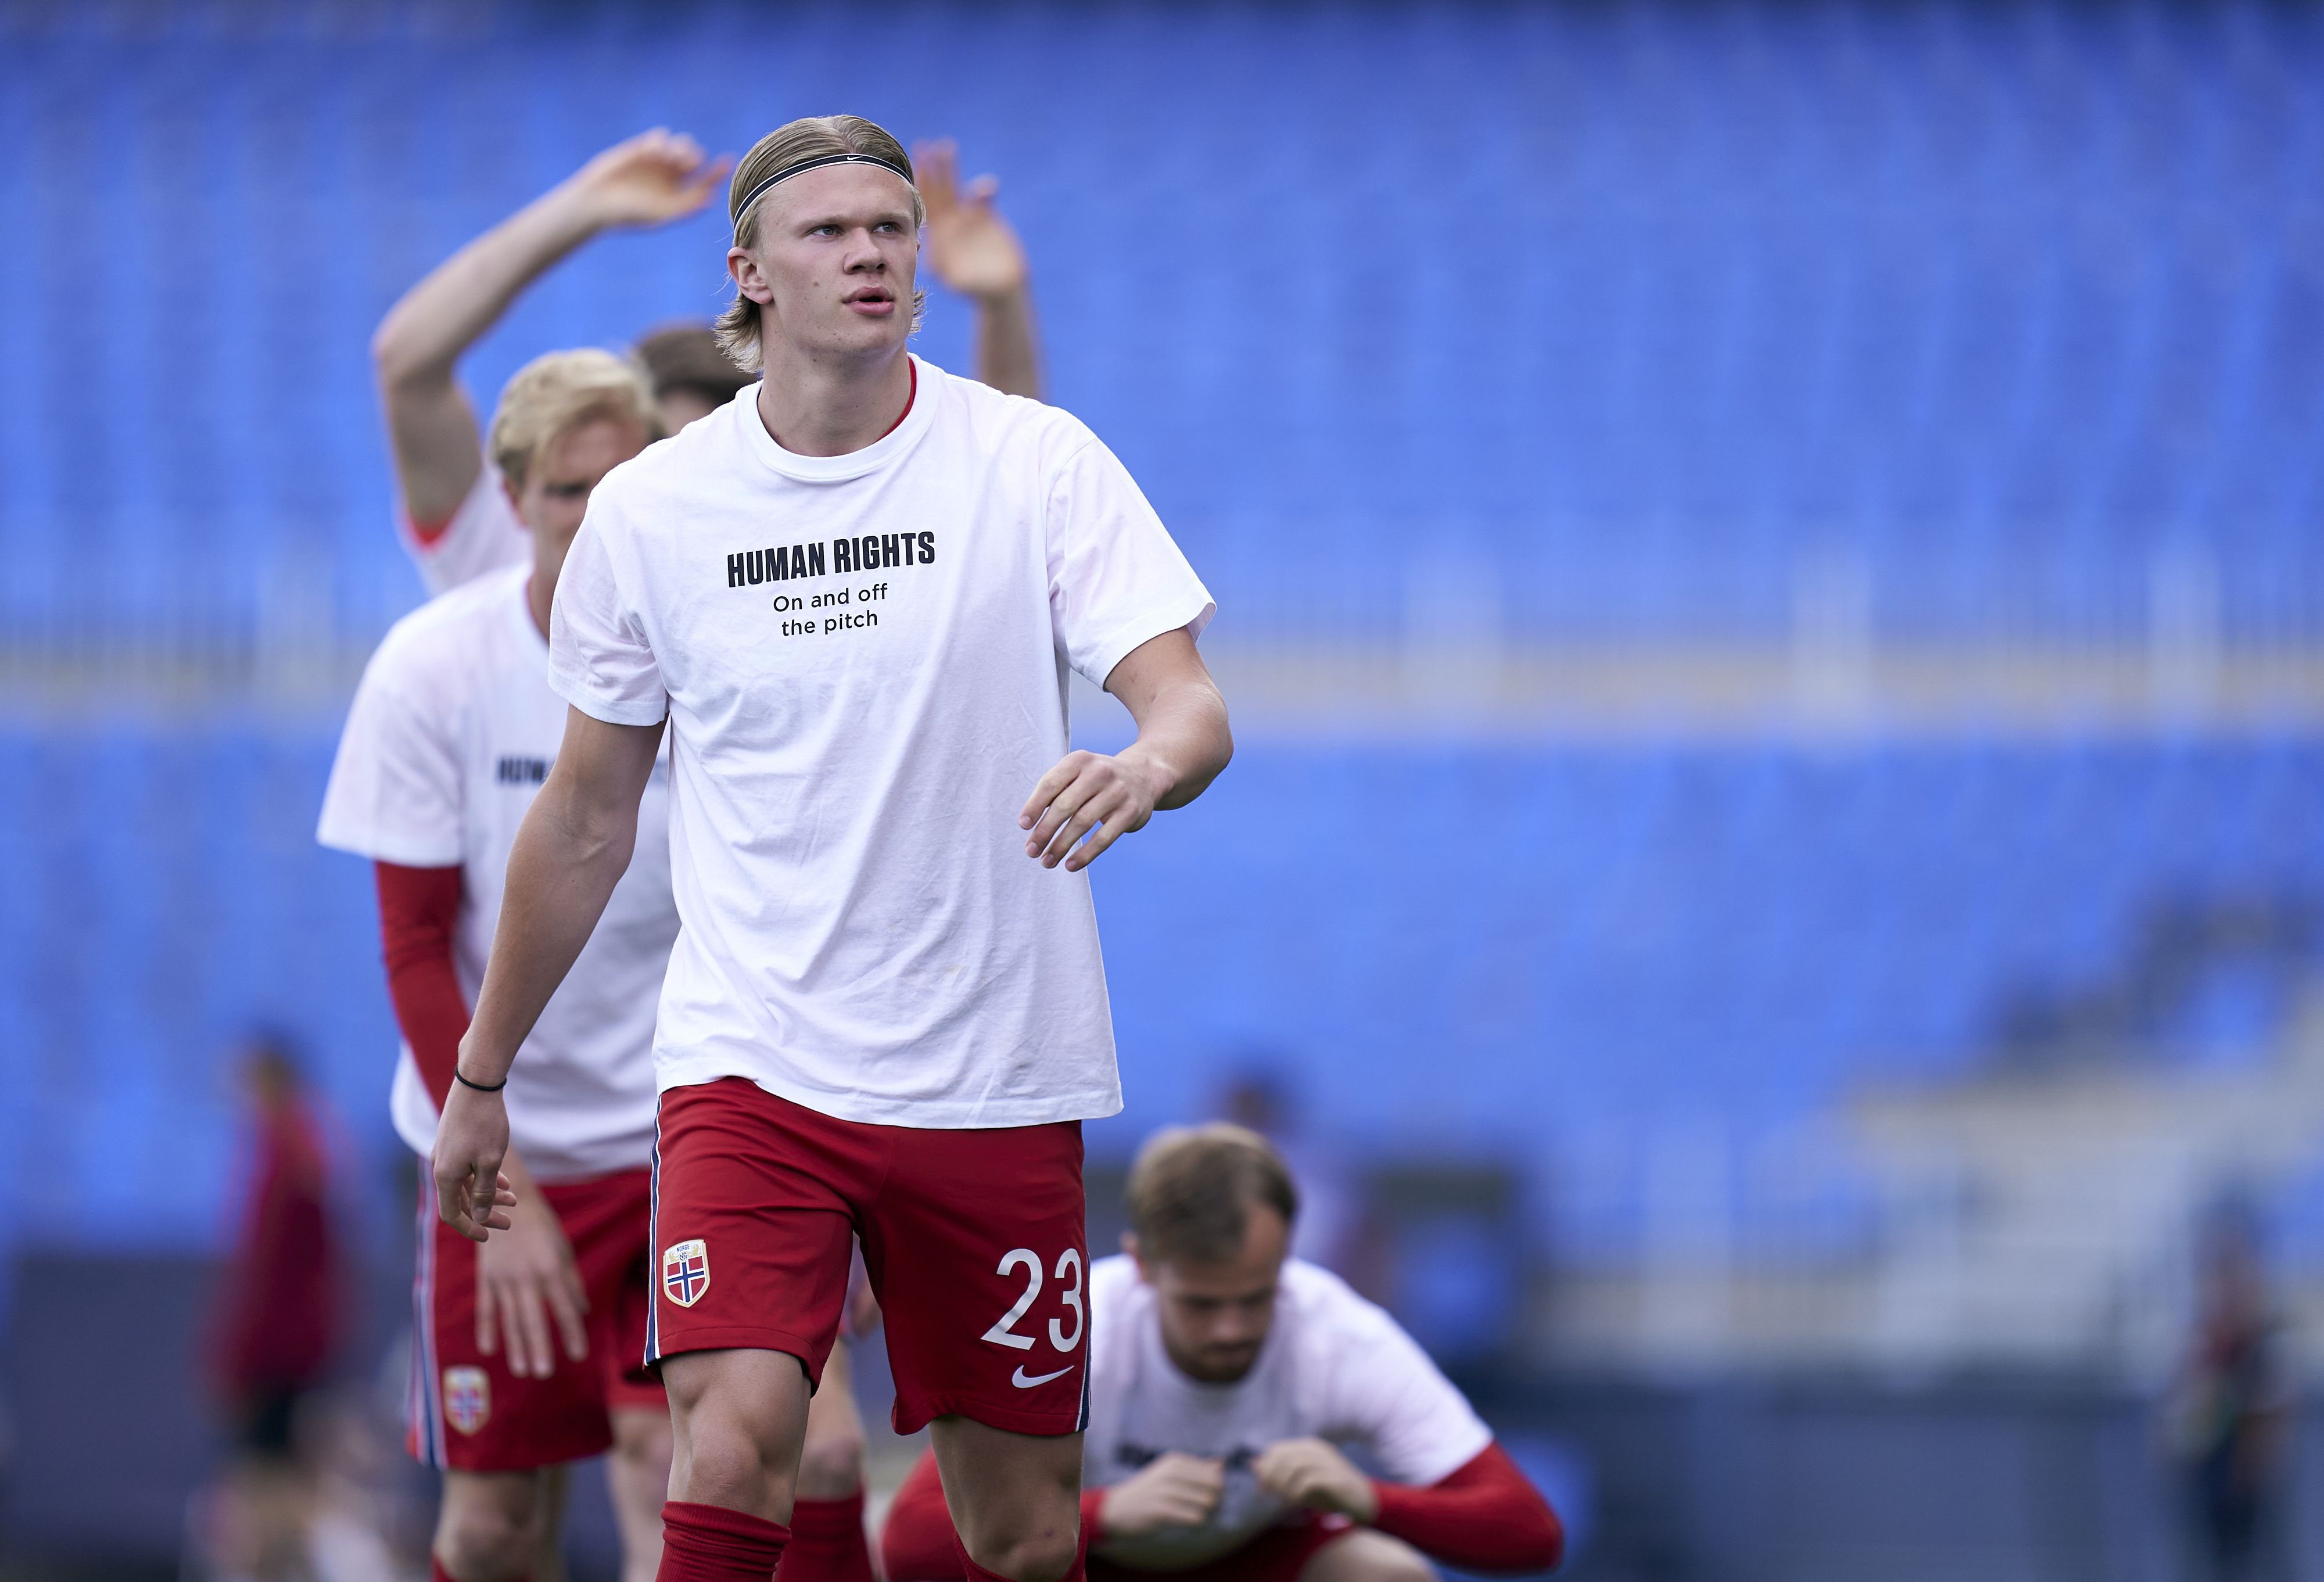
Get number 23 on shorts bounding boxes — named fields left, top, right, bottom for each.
left=983, top=1246, right=1084, bottom=1386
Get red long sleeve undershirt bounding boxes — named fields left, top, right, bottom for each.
left=1368, top=1442, right=1563, bottom=1573
left=375, top=861, right=469, bottom=1107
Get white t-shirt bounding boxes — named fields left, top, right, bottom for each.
left=547, top=356, right=1213, bottom=1128
left=317, top=564, right=678, bottom=1181
left=1083, top=1255, right=1495, bottom=1569
left=400, top=462, right=530, bottom=597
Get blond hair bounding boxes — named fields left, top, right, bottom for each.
left=1126, top=1124, right=1301, bottom=1266
left=716, top=114, right=926, bottom=372
left=487, top=348, right=664, bottom=492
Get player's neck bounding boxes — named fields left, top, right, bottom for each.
left=755, top=343, right=913, bottom=458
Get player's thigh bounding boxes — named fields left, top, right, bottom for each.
left=869, top=1120, right=1088, bottom=1437
left=1295, top=1530, right=1436, bottom=1582
left=650, top=1079, right=862, bottom=1386
left=927, top=1416, right=1081, bottom=1566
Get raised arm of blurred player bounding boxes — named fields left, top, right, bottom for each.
left=433, top=709, right=664, bottom=1240
left=372, top=130, right=730, bottom=526
left=914, top=139, right=1043, bottom=400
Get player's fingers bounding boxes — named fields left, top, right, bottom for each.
left=1062, top=805, right=1132, bottom=871
left=1026, top=776, right=1099, bottom=856
left=1043, top=785, right=1125, bottom=867
left=1019, top=754, right=1090, bottom=829
left=435, top=1169, right=467, bottom=1235
left=966, top=174, right=1000, bottom=210
left=547, top=1270, right=591, bottom=1362
left=499, top=1283, right=532, bottom=1377
left=918, top=139, right=959, bottom=198
left=513, top=1279, right=554, bottom=1379
left=475, top=1269, right=498, bottom=1355
left=1039, top=802, right=1104, bottom=868
left=444, top=1169, right=490, bottom=1243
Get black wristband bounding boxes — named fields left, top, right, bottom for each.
left=453, top=1067, right=507, bottom=1093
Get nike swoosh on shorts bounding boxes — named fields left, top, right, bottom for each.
left=1012, top=1364, right=1077, bottom=1389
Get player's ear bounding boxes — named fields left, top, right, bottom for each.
left=726, top=245, right=775, bottom=306
left=1123, top=1231, right=1149, bottom=1280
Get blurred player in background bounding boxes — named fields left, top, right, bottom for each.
left=319, top=350, right=675, bottom=1582
left=429, top=110, right=1228, bottom=1582
left=369, top=123, right=1052, bottom=1582
left=2165, top=1206, right=2290, bottom=1582
left=878, top=1126, right=1563, bottom=1582
left=200, top=1037, right=350, bottom=1582
left=371, top=128, right=1045, bottom=598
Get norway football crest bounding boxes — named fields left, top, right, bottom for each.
left=443, top=1366, right=490, bottom=1435
left=663, top=1239, right=709, bottom=1307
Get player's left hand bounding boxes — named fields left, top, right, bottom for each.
left=433, top=1077, right=518, bottom=1243
left=1020, top=749, right=1170, bottom=871
left=1254, top=1438, right=1379, bottom=1523
left=914, top=139, right=1030, bottom=303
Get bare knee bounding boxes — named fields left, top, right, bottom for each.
left=665, top=1351, right=810, bottom=1518
left=959, top=1524, right=1078, bottom=1582
left=435, top=1476, right=546, bottom=1582
left=795, top=1422, right=865, bottom=1500
left=677, top=1412, right=794, bottom=1511
left=1299, top=1531, right=1437, bottom=1582
left=611, top=1408, right=674, bottom=1480
left=953, top=1482, right=1079, bottom=1582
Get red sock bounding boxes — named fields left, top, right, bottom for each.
left=659, top=1501, right=790, bottom=1582
left=774, top=1493, right=873, bottom=1582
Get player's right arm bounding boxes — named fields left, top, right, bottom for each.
left=433, top=707, right=664, bottom=1240
left=372, top=130, right=729, bottom=527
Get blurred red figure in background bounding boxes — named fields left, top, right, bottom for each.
left=200, top=1036, right=350, bottom=1582
left=211, top=1036, right=347, bottom=1449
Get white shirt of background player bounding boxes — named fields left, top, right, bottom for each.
left=1082, top=1253, right=1491, bottom=1569
left=317, top=559, right=677, bottom=1180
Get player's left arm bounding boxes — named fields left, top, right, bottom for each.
left=1254, top=1439, right=1562, bottom=1574
left=1020, top=629, right=1232, bottom=871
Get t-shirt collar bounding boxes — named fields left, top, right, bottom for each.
left=512, top=568, right=550, bottom=655
left=741, top=353, right=933, bottom=483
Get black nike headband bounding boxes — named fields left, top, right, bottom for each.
left=730, top=152, right=916, bottom=236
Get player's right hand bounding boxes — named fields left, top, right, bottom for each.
left=565, top=128, right=733, bottom=232
left=433, top=1075, right=515, bottom=1243
left=1097, top=1452, right=1226, bottom=1538
left=476, top=1182, right=591, bottom=1379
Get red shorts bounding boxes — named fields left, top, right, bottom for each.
left=648, top=1078, right=1089, bottom=1436
left=408, top=1166, right=663, bottom=1472
left=881, top=1450, right=1357, bottom=1582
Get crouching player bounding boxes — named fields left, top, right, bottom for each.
left=318, top=351, right=676, bottom=1582
left=878, top=1127, right=1565, bottom=1582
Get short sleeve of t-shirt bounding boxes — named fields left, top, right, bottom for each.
left=548, top=501, right=669, bottom=727
left=401, top=461, right=530, bottom=597
left=1324, top=1301, right=1495, bottom=1487
left=1044, top=433, right=1215, bottom=688
left=315, top=663, right=465, bottom=867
